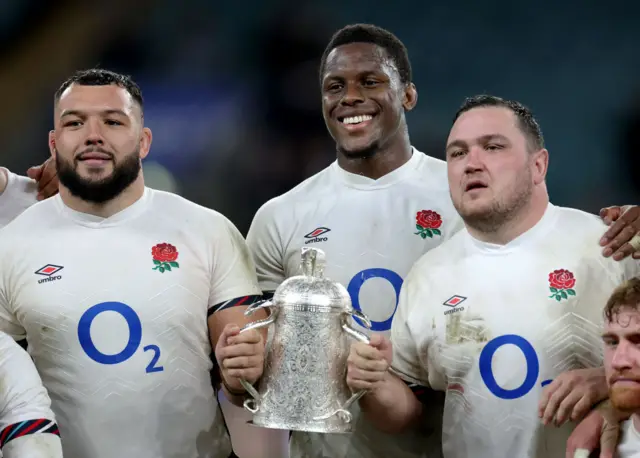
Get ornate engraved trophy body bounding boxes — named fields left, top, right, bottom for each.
left=238, top=247, right=371, bottom=433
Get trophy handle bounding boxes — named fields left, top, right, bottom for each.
left=312, top=312, right=372, bottom=423
left=236, top=300, right=277, bottom=413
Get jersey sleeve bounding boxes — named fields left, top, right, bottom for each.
left=390, top=263, right=431, bottom=387
left=0, top=332, right=60, bottom=454
left=0, top=244, right=27, bottom=340
left=246, top=200, right=286, bottom=295
left=208, top=216, right=263, bottom=314
left=0, top=169, right=37, bottom=229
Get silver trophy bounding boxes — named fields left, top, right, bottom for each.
left=238, top=247, right=371, bottom=433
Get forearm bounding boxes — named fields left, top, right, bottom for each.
left=0, top=168, right=7, bottom=195
left=359, top=372, right=423, bottom=434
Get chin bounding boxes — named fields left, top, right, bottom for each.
left=611, top=387, right=640, bottom=413
left=338, top=139, right=380, bottom=159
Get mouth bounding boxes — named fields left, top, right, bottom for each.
left=464, top=180, right=489, bottom=192
left=77, top=151, right=112, bottom=166
left=337, top=113, right=376, bottom=131
left=612, top=377, right=640, bottom=386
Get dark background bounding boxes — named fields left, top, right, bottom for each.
left=2, top=0, right=638, bottom=233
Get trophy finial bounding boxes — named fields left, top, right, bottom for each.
left=300, top=247, right=326, bottom=277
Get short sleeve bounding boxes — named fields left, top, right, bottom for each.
left=0, top=332, right=56, bottom=428
left=0, top=169, right=37, bottom=230
left=245, top=200, right=286, bottom=294
left=208, top=216, right=262, bottom=311
left=390, top=264, right=430, bottom=387
left=0, top=243, right=26, bottom=340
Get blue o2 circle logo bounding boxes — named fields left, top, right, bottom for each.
left=77, top=302, right=163, bottom=373
left=479, top=334, right=552, bottom=399
left=347, top=268, right=404, bottom=331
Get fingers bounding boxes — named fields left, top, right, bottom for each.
left=538, top=378, right=562, bottom=420
left=601, top=206, right=639, bottom=255
left=603, top=225, right=638, bottom=260
left=570, top=395, right=595, bottom=423
left=26, top=165, right=43, bottom=181
left=541, top=379, right=570, bottom=425
left=346, top=341, right=389, bottom=391
left=36, top=174, right=58, bottom=200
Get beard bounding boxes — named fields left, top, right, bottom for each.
left=610, top=384, right=640, bottom=414
left=56, top=147, right=141, bottom=204
left=454, top=168, right=534, bottom=234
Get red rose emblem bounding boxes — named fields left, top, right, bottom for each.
left=416, top=210, right=442, bottom=230
left=414, top=210, right=443, bottom=239
left=151, top=243, right=180, bottom=273
left=548, top=269, right=576, bottom=290
left=548, top=269, right=576, bottom=301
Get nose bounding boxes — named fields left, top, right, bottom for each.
left=612, top=341, right=635, bottom=371
left=463, top=145, right=484, bottom=174
left=84, top=118, right=105, bottom=146
left=340, top=82, right=365, bottom=106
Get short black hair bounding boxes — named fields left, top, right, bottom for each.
left=319, top=24, right=412, bottom=86
left=54, top=68, right=144, bottom=113
left=453, top=95, right=545, bottom=151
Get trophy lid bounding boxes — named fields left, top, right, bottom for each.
left=273, top=247, right=351, bottom=312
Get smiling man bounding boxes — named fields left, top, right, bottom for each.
left=246, top=24, right=640, bottom=458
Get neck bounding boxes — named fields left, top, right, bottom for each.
left=59, top=175, right=145, bottom=218
left=0, top=168, right=7, bottom=195
left=467, top=186, right=550, bottom=245
left=336, top=125, right=412, bottom=180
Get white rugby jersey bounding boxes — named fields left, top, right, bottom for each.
left=247, top=149, right=463, bottom=458
left=0, top=188, right=263, bottom=458
left=0, top=168, right=37, bottom=229
left=617, top=417, right=640, bottom=457
left=392, top=204, right=640, bottom=458
left=0, top=331, right=62, bottom=458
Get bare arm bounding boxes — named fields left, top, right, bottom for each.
left=0, top=168, right=7, bottom=195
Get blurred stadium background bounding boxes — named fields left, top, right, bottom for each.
left=1, top=0, right=638, bottom=234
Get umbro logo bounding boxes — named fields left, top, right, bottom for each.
left=304, top=227, right=330, bottom=245
left=443, top=295, right=466, bottom=315
left=35, top=264, right=63, bottom=284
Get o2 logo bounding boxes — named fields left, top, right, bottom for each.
left=77, top=302, right=163, bottom=374
left=347, top=268, right=403, bottom=332
left=479, top=334, right=552, bottom=399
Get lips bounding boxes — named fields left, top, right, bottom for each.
left=77, top=151, right=112, bottom=161
left=464, top=179, right=488, bottom=191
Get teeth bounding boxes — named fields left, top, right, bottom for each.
left=342, top=115, right=373, bottom=125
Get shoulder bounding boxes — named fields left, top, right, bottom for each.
left=149, top=189, right=236, bottom=230
left=252, top=164, right=336, bottom=226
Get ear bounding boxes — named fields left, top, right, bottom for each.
left=139, top=127, right=153, bottom=160
left=48, top=130, right=56, bottom=159
left=531, top=148, right=549, bottom=185
left=403, top=82, right=418, bottom=111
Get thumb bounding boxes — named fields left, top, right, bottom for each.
left=220, top=324, right=240, bottom=345
left=26, top=165, right=42, bottom=180
left=369, top=334, right=392, bottom=360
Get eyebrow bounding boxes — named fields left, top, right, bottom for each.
left=60, top=109, right=128, bottom=118
left=446, top=134, right=510, bottom=151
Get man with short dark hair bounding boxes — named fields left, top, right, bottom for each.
left=347, top=94, right=640, bottom=458
left=247, top=23, right=640, bottom=458
left=0, top=68, right=267, bottom=458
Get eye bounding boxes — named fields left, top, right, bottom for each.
left=486, top=144, right=503, bottom=151
left=326, top=82, right=343, bottom=92
left=63, top=120, right=82, bottom=127
left=363, top=79, right=379, bottom=87
left=602, top=337, right=618, bottom=348
left=105, top=119, right=123, bottom=126
left=449, top=150, right=465, bottom=158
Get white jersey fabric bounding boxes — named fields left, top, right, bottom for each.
left=247, top=149, right=463, bottom=458
left=0, top=331, right=62, bottom=458
left=0, top=168, right=37, bottom=229
left=617, top=417, right=640, bottom=457
left=0, top=188, right=263, bottom=458
left=392, top=204, right=640, bottom=458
